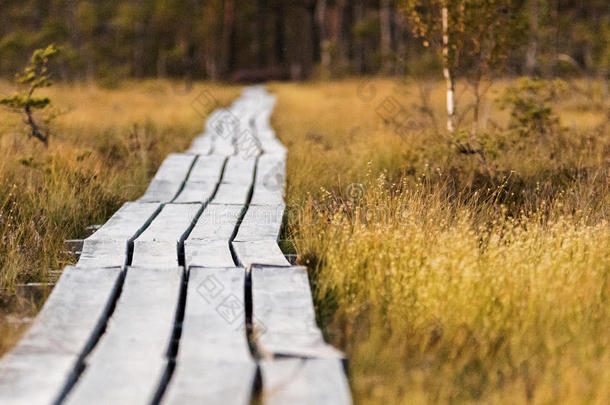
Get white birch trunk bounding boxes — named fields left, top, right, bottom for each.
left=442, top=5, right=456, bottom=134
left=380, top=0, right=393, bottom=74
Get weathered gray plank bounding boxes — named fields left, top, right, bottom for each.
left=212, top=134, right=236, bottom=156
left=207, top=109, right=237, bottom=156
left=184, top=205, right=243, bottom=267
left=259, top=138, right=287, bottom=155
left=138, top=154, right=196, bottom=202
left=250, top=185, right=285, bottom=206
left=212, top=181, right=252, bottom=205
left=162, top=267, right=255, bottom=404
left=188, top=204, right=244, bottom=241
left=234, top=204, right=285, bottom=242
left=132, top=204, right=201, bottom=268
left=76, top=240, right=129, bottom=268
left=186, top=135, right=213, bottom=155
left=232, top=241, right=290, bottom=267
left=250, top=154, right=286, bottom=206
left=185, top=240, right=236, bottom=268
left=222, top=156, right=257, bottom=184
left=86, top=202, right=162, bottom=241
left=64, top=267, right=183, bottom=405
left=152, top=154, right=197, bottom=182
left=162, top=361, right=255, bottom=405
left=255, top=154, right=286, bottom=188
left=77, top=202, right=161, bottom=268
left=186, top=155, right=226, bottom=183
left=179, top=267, right=252, bottom=360
left=251, top=266, right=343, bottom=359
left=0, top=266, right=122, bottom=405
left=173, top=181, right=217, bottom=204
left=136, top=180, right=184, bottom=203
left=260, top=359, right=351, bottom=405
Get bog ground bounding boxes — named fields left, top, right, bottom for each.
left=1, top=78, right=609, bottom=404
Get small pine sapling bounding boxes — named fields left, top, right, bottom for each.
left=0, top=44, right=59, bottom=146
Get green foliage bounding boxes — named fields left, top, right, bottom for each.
left=0, top=44, right=59, bottom=145
left=0, top=1, right=607, bottom=80
left=399, top=0, right=527, bottom=79
left=499, top=77, right=566, bottom=137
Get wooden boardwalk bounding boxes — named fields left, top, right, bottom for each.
left=0, top=87, right=352, bottom=405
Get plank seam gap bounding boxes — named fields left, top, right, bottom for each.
left=176, top=157, right=228, bottom=266
left=56, top=201, right=166, bottom=403
left=52, top=267, right=126, bottom=405
left=149, top=267, right=189, bottom=405
left=149, top=156, right=228, bottom=403
left=228, top=155, right=259, bottom=267
left=169, top=154, right=200, bottom=203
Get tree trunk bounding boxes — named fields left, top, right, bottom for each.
left=380, top=0, right=393, bottom=74
left=441, top=5, right=456, bottom=134
left=203, top=2, right=220, bottom=80
left=353, top=0, right=365, bottom=73
left=316, top=0, right=331, bottom=78
left=394, top=10, right=407, bottom=76
left=525, top=0, right=538, bottom=76
left=220, top=0, right=235, bottom=78
left=133, top=0, right=146, bottom=77
left=273, top=4, right=286, bottom=66
left=256, top=0, right=267, bottom=68
left=330, top=0, right=348, bottom=72
left=156, top=51, right=167, bottom=78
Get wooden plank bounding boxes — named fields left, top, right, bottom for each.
left=207, top=109, right=237, bottom=156
left=151, top=154, right=197, bottom=182
left=256, top=154, right=286, bottom=185
left=260, top=359, right=351, bottom=405
left=76, top=240, right=129, bottom=269
left=64, top=267, right=183, bottom=405
left=86, top=202, right=162, bottom=241
left=162, top=361, right=255, bottom=405
left=138, top=154, right=196, bottom=202
left=254, top=154, right=286, bottom=203
left=172, top=181, right=217, bottom=204
left=188, top=204, right=244, bottom=241
left=161, top=267, right=255, bottom=405
left=137, top=180, right=184, bottom=203
left=212, top=134, right=236, bottom=156
left=232, top=241, right=290, bottom=267
left=0, top=266, right=123, bottom=405
left=222, top=156, right=257, bottom=184
left=185, top=204, right=243, bottom=267
left=259, top=138, right=287, bottom=155
left=185, top=240, right=235, bottom=268
left=251, top=266, right=343, bottom=359
left=250, top=186, right=285, bottom=206
left=254, top=104, right=275, bottom=134
left=77, top=202, right=161, bottom=268
left=234, top=204, right=285, bottom=242
left=176, top=267, right=252, bottom=361
left=186, top=135, right=213, bottom=155
left=185, top=155, right=226, bottom=183
left=131, top=204, right=201, bottom=268
left=211, top=181, right=252, bottom=206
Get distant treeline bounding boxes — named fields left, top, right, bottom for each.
left=0, top=0, right=608, bottom=82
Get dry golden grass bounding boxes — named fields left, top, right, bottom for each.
left=0, top=77, right=608, bottom=403
left=0, top=79, right=240, bottom=352
left=270, top=78, right=610, bottom=404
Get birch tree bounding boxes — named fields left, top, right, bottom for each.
left=399, top=0, right=524, bottom=139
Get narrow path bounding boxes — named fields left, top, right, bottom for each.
left=0, top=87, right=352, bottom=405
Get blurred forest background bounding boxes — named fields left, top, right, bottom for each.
left=1, top=0, right=608, bottom=83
